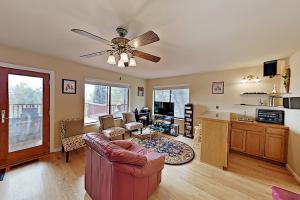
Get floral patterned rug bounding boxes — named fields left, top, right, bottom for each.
left=131, top=136, right=195, bottom=165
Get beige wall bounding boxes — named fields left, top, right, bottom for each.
left=146, top=64, right=284, bottom=135
left=146, top=62, right=286, bottom=117
left=0, top=44, right=146, bottom=149
left=286, top=50, right=300, bottom=177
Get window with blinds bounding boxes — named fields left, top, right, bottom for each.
left=84, top=81, right=129, bottom=124
left=153, top=87, right=189, bottom=118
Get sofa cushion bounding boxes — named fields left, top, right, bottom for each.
left=62, top=134, right=86, bottom=152
left=109, top=148, right=147, bottom=166
left=84, top=133, right=147, bottom=166
left=124, top=122, right=143, bottom=131
left=64, top=119, right=84, bottom=138
left=111, top=140, right=133, bottom=149
left=84, top=133, right=120, bottom=156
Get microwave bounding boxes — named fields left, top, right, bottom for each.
left=256, top=109, right=284, bottom=125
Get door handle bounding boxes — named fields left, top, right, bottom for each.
left=1, top=110, right=5, bottom=124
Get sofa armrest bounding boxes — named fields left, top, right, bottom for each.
left=127, top=142, right=146, bottom=153
left=113, top=152, right=165, bottom=178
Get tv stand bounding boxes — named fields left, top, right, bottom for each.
left=153, top=115, right=175, bottom=135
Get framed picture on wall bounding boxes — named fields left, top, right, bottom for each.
left=62, top=79, right=76, bottom=94
left=212, top=81, right=224, bottom=94
left=138, top=87, right=144, bottom=96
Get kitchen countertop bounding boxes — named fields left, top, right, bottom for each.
left=231, top=119, right=289, bottom=129
left=199, top=111, right=288, bottom=129
left=199, top=112, right=231, bottom=122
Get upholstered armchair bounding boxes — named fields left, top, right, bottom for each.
left=122, top=112, right=143, bottom=137
left=83, top=133, right=165, bottom=200
left=99, top=115, right=125, bottom=140
left=60, top=119, right=86, bottom=162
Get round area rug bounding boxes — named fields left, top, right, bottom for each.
left=131, top=136, right=195, bottom=165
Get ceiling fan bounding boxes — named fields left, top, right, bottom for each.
left=71, top=27, right=161, bottom=68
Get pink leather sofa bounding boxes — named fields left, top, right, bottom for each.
left=83, top=133, right=165, bottom=200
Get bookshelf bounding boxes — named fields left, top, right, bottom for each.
left=184, top=103, right=194, bottom=138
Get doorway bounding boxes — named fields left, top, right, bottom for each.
left=0, top=67, right=50, bottom=169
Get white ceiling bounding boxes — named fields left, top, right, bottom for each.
left=0, top=0, right=300, bottom=79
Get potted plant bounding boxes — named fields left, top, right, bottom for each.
left=282, top=68, right=291, bottom=93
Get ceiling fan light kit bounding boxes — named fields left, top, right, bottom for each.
left=107, top=54, right=116, bottom=65
left=71, top=27, right=161, bottom=68
left=129, top=57, right=137, bottom=67
left=118, top=60, right=125, bottom=68
left=120, top=52, right=129, bottom=62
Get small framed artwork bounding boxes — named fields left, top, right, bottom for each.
left=212, top=81, right=224, bottom=94
left=62, top=79, right=76, bottom=94
left=138, top=87, right=144, bottom=96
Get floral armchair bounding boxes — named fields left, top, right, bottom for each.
left=122, top=112, right=143, bottom=137
left=60, top=119, right=86, bottom=162
left=99, top=115, right=126, bottom=140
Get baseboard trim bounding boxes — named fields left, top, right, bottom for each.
left=52, top=147, right=62, bottom=153
left=286, top=164, right=300, bottom=184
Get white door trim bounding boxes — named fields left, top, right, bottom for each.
left=0, top=62, right=56, bottom=152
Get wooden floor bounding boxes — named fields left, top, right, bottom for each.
left=0, top=134, right=300, bottom=200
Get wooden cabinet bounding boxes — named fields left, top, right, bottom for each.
left=230, top=121, right=288, bottom=163
left=200, top=117, right=230, bottom=169
left=231, top=129, right=245, bottom=152
left=265, top=128, right=288, bottom=163
left=245, top=131, right=264, bottom=157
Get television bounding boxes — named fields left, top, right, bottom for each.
left=290, top=97, right=300, bottom=109
left=154, top=101, right=174, bottom=116
left=264, top=60, right=277, bottom=77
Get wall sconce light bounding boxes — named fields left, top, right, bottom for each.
left=241, top=75, right=261, bottom=84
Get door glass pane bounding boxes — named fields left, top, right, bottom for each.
left=8, top=74, right=43, bottom=152
left=84, top=84, right=109, bottom=124
left=110, top=87, right=129, bottom=118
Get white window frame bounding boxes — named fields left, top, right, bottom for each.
left=153, top=85, right=189, bottom=119
left=84, top=79, right=130, bottom=124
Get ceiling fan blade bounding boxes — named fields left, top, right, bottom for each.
left=71, top=29, right=112, bottom=46
left=132, top=50, right=161, bottom=63
left=80, top=50, right=108, bottom=58
left=128, top=31, right=160, bottom=47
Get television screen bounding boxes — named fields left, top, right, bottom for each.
left=154, top=102, right=164, bottom=115
left=290, top=97, right=300, bottom=109
left=264, top=60, right=277, bottom=77
left=154, top=101, right=174, bottom=116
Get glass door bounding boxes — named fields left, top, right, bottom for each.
left=0, top=67, right=50, bottom=168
